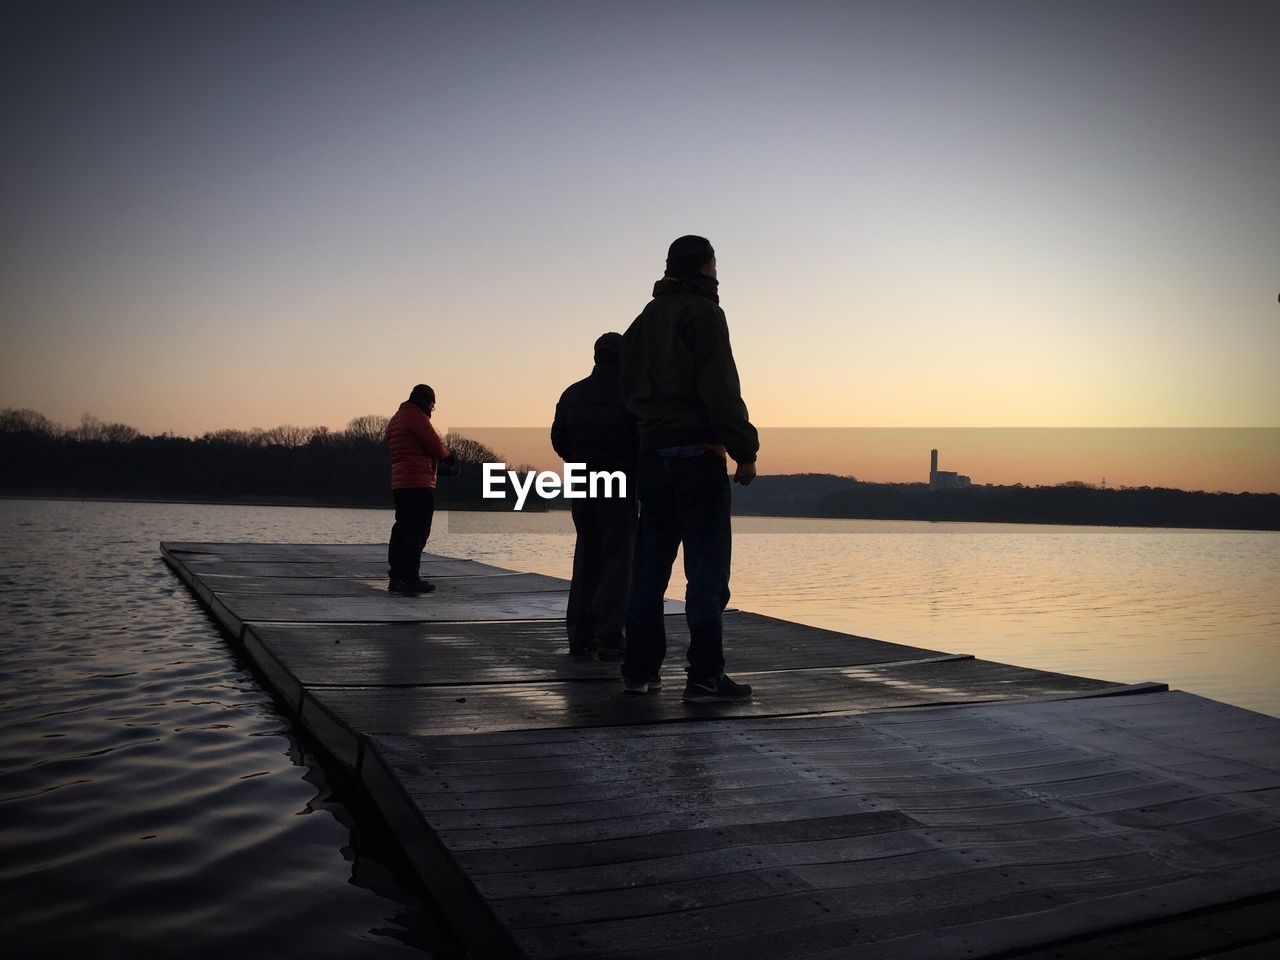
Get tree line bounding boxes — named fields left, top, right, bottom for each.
left=0, top=408, right=532, bottom=508
left=725, top=473, right=1278, bottom=530
left=809, top=480, right=1279, bottom=531
left=3, top=408, right=1275, bottom=528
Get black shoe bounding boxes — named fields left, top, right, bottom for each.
left=413, top=579, right=436, bottom=594
left=388, top=578, right=423, bottom=596
left=682, top=673, right=752, bottom=703
left=569, top=642, right=599, bottom=661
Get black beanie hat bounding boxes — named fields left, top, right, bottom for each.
left=665, top=235, right=715, bottom=276
left=408, top=384, right=435, bottom=407
left=593, top=332, right=623, bottom=364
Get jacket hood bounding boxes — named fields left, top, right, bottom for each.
left=652, top=274, right=719, bottom=304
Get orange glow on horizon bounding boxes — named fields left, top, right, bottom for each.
left=449, top=427, right=1280, bottom=495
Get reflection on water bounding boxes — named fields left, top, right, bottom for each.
left=1, top=499, right=1276, bottom=957
left=731, top=520, right=1280, bottom=718
left=435, top=509, right=1280, bottom=718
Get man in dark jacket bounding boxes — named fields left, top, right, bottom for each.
left=551, top=333, right=638, bottom=659
left=620, top=235, right=759, bottom=702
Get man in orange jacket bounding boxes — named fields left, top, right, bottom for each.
left=386, top=383, right=452, bottom=596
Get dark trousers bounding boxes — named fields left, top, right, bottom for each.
left=388, top=487, right=435, bottom=583
left=623, top=450, right=731, bottom=682
left=566, top=492, right=637, bottom=651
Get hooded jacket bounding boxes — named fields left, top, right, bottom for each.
left=551, top=346, right=638, bottom=475
left=621, top=275, right=759, bottom=464
left=386, top=400, right=450, bottom=489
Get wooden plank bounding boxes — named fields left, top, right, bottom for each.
left=164, top=541, right=509, bottom=570
left=412, top=765, right=825, bottom=809
left=473, top=832, right=1163, bottom=905
left=196, top=571, right=569, bottom=596
left=400, top=752, right=957, bottom=801
left=428, top=796, right=894, bottom=852
left=470, top=830, right=939, bottom=900
left=243, top=612, right=959, bottom=689
left=223, top=591, right=574, bottom=622
left=177, top=557, right=510, bottom=579
left=491, top=849, right=1184, bottom=929
left=307, top=658, right=1115, bottom=737
left=451, top=810, right=922, bottom=875
left=164, top=541, right=390, bottom=560
left=423, top=778, right=870, bottom=832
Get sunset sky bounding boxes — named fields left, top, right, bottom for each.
left=2, top=2, right=1277, bottom=489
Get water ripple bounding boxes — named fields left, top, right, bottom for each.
left=0, top=499, right=457, bottom=958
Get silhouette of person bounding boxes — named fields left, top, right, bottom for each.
left=551, top=333, right=639, bottom=659
left=620, top=236, right=759, bottom=701
left=386, top=384, right=453, bottom=596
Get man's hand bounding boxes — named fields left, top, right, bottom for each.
left=733, top=461, right=756, bottom=486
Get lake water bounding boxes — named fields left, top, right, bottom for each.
left=2, top=498, right=1277, bottom=957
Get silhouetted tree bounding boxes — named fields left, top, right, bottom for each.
left=442, top=432, right=503, bottom=463
left=0, top=408, right=57, bottom=436
left=345, top=414, right=389, bottom=444
left=67, top=414, right=138, bottom=443
left=260, top=424, right=317, bottom=448
left=200, top=427, right=265, bottom=446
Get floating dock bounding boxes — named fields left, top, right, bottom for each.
left=161, top=541, right=1280, bottom=959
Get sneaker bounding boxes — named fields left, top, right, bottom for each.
left=622, top=674, right=662, bottom=695
left=388, top=578, right=424, bottom=596
left=568, top=642, right=599, bottom=661
left=682, top=673, right=752, bottom=703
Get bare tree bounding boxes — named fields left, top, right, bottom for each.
left=442, top=432, right=503, bottom=464
left=345, top=414, right=389, bottom=443
left=68, top=414, right=99, bottom=442
left=0, top=408, right=57, bottom=436
left=60, top=414, right=137, bottom=443
left=200, top=428, right=264, bottom=446
left=100, top=421, right=140, bottom=443
left=261, top=424, right=316, bottom=448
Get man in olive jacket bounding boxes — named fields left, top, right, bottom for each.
left=551, top=332, right=638, bottom=659
left=620, top=235, right=759, bottom=702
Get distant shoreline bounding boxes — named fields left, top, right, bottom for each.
left=4, top=490, right=1277, bottom=533
left=1, top=490, right=391, bottom=511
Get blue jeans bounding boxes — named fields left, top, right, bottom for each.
left=623, top=450, right=731, bottom=682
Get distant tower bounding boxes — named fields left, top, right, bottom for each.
left=930, top=449, right=938, bottom=487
